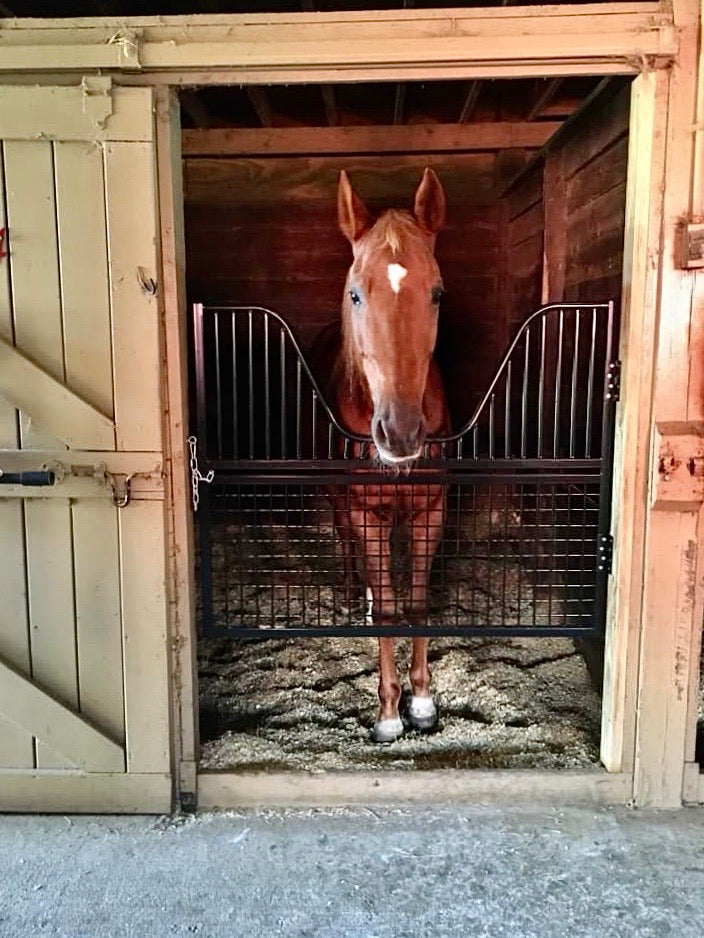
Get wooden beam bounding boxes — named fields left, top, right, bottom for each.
left=458, top=81, right=481, bottom=124
left=182, top=121, right=561, bottom=157
left=300, top=0, right=337, bottom=124
left=0, top=8, right=677, bottom=82
left=321, top=84, right=337, bottom=126
left=527, top=78, right=564, bottom=121
left=0, top=655, right=124, bottom=772
left=393, top=82, right=406, bottom=125
left=179, top=89, right=214, bottom=128
left=247, top=86, right=272, bottom=127
left=0, top=336, right=115, bottom=450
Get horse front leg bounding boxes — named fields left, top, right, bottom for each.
left=350, top=503, right=403, bottom=743
left=405, top=488, right=445, bottom=732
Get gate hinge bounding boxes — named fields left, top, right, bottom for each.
left=605, top=360, right=621, bottom=402
left=597, top=534, right=613, bottom=575
left=81, top=75, right=114, bottom=130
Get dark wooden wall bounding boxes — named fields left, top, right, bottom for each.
left=184, top=153, right=503, bottom=426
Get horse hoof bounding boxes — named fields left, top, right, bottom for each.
left=406, top=696, right=439, bottom=733
left=371, top=717, right=404, bottom=743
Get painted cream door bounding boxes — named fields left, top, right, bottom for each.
left=0, top=83, right=171, bottom=812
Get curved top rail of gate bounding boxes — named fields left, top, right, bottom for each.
left=193, top=301, right=615, bottom=467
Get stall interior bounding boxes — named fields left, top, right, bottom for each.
left=183, top=75, right=631, bottom=772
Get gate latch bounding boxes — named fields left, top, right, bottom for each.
left=652, top=421, right=704, bottom=510
left=187, top=436, right=213, bottom=512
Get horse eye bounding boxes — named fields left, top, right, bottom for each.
left=431, top=286, right=444, bottom=306
left=349, top=290, right=362, bottom=306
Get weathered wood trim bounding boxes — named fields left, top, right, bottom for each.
left=155, top=87, right=199, bottom=801
left=182, top=122, right=561, bottom=157
left=0, top=84, right=153, bottom=142
left=0, top=771, right=171, bottom=813
left=198, top=769, right=633, bottom=809
left=0, top=337, right=115, bottom=451
left=0, top=7, right=676, bottom=81
left=629, top=0, right=704, bottom=807
left=599, top=71, right=667, bottom=784
left=0, top=655, right=125, bottom=773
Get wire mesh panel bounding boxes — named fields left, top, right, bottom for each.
left=193, top=303, right=617, bottom=639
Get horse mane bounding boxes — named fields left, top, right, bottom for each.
left=341, top=210, right=421, bottom=404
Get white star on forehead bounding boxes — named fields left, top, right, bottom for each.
left=387, top=263, right=408, bottom=294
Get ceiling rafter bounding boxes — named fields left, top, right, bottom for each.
left=458, top=81, right=481, bottom=124
left=180, top=90, right=215, bottom=128
left=247, top=86, right=273, bottom=128
left=526, top=78, right=564, bottom=121
left=393, top=0, right=414, bottom=125
left=302, top=0, right=338, bottom=125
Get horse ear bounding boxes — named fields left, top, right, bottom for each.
left=338, top=170, right=373, bottom=243
left=414, top=167, right=446, bottom=234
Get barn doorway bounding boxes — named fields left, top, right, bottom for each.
left=181, top=76, right=631, bottom=774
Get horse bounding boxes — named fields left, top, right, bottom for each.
left=313, top=168, right=450, bottom=743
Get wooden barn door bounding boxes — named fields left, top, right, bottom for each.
left=0, top=82, right=172, bottom=812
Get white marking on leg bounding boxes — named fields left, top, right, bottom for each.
left=387, top=263, right=408, bottom=294
left=408, top=696, right=437, bottom=722
left=365, top=587, right=373, bottom=624
left=372, top=717, right=404, bottom=742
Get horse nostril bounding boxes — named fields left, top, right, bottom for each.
left=373, top=416, right=390, bottom=448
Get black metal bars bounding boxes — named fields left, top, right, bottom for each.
left=193, top=302, right=617, bottom=639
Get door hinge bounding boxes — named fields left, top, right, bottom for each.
left=81, top=75, right=113, bottom=130
left=605, top=361, right=621, bottom=402
left=597, top=534, right=613, bottom=575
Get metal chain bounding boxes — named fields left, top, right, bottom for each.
left=187, top=435, right=213, bottom=512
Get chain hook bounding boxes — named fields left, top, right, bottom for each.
left=187, top=435, right=213, bottom=512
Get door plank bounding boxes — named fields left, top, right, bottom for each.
left=104, top=137, right=163, bottom=453
left=0, top=337, right=115, bottom=449
left=24, top=499, right=77, bottom=768
left=54, top=141, right=114, bottom=419
left=73, top=501, right=125, bottom=743
left=4, top=140, right=64, bottom=452
left=0, top=654, right=124, bottom=772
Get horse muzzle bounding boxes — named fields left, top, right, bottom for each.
left=372, top=403, right=426, bottom=465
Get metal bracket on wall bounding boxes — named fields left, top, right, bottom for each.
left=652, top=421, right=704, bottom=510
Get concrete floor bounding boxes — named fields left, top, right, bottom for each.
left=1, top=804, right=704, bottom=938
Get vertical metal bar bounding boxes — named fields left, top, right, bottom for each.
left=504, top=360, right=512, bottom=458
left=198, top=484, right=215, bottom=636
left=214, top=312, right=223, bottom=460
left=521, top=326, right=530, bottom=458
left=231, top=311, right=238, bottom=459
left=488, top=394, right=495, bottom=459
left=537, top=313, right=546, bottom=457
left=553, top=308, right=564, bottom=458
left=473, top=425, right=479, bottom=460
left=264, top=312, right=271, bottom=459
left=280, top=328, right=287, bottom=459
left=328, top=423, right=334, bottom=459
left=311, top=392, right=318, bottom=460
left=296, top=358, right=302, bottom=459
left=584, top=307, right=597, bottom=458
left=593, top=301, right=617, bottom=634
left=193, top=303, right=209, bottom=454
left=569, top=309, right=580, bottom=458
left=248, top=309, right=255, bottom=459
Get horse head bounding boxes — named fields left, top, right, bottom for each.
left=338, top=168, right=446, bottom=466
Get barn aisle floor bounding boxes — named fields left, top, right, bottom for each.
left=2, top=804, right=704, bottom=937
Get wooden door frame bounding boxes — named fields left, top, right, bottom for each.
left=56, top=0, right=698, bottom=807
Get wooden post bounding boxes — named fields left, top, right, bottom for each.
left=155, top=86, right=199, bottom=808
left=602, top=0, right=704, bottom=807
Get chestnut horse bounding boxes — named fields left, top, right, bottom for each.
left=315, top=168, right=450, bottom=742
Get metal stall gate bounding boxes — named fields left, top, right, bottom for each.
left=192, top=303, right=617, bottom=640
